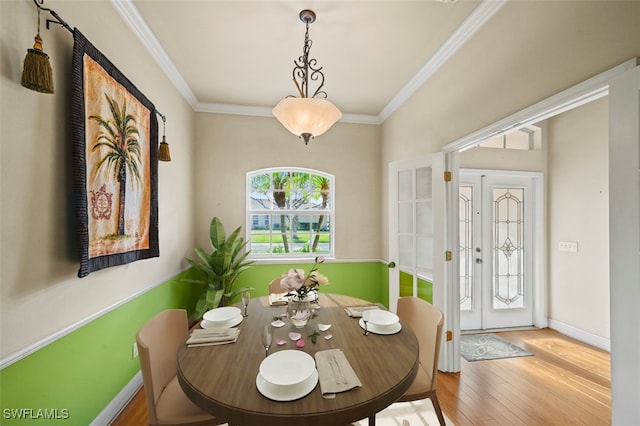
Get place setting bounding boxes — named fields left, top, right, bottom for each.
left=255, top=349, right=319, bottom=402
left=360, top=309, right=402, bottom=335
left=200, top=306, right=244, bottom=329
left=256, top=323, right=362, bottom=402
left=186, top=306, right=244, bottom=347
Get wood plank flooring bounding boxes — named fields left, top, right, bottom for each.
left=438, top=329, right=610, bottom=426
left=111, top=328, right=610, bottom=425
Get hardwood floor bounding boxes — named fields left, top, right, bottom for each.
left=111, top=329, right=610, bottom=425
left=438, top=329, right=611, bottom=426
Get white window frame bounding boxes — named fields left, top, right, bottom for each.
left=246, top=167, right=335, bottom=260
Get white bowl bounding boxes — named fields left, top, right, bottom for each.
left=203, top=306, right=242, bottom=324
left=364, top=309, right=399, bottom=326
left=259, top=350, right=316, bottom=387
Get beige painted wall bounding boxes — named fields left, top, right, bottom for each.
left=548, top=98, right=610, bottom=339
left=0, top=1, right=196, bottom=359
left=193, top=113, right=381, bottom=260
left=380, top=0, right=640, bottom=260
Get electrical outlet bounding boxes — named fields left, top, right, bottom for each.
left=558, top=241, right=578, bottom=252
left=132, top=342, right=139, bottom=359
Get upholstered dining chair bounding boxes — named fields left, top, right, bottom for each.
left=396, top=296, right=446, bottom=426
left=268, top=276, right=283, bottom=294
left=136, top=309, right=219, bottom=425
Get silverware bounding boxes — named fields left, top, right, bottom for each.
left=362, top=317, right=369, bottom=336
left=333, top=355, right=347, bottom=384
left=328, top=354, right=341, bottom=384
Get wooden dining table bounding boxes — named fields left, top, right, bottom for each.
left=177, top=293, right=419, bottom=426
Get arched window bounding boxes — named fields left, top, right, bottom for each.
left=246, top=168, right=334, bottom=259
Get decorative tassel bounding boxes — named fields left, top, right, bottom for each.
left=21, top=6, right=54, bottom=94
left=21, top=34, right=54, bottom=94
left=158, top=136, right=172, bottom=162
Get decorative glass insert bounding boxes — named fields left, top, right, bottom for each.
left=247, top=168, right=334, bottom=258
left=492, top=187, right=525, bottom=310
left=459, top=186, right=473, bottom=311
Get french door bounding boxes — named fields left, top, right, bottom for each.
left=388, top=154, right=445, bottom=313
left=459, top=170, right=541, bottom=330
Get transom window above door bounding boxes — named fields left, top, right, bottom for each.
left=246, top=168, right=334, bottom=259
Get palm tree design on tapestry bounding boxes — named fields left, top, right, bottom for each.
left=89, top=93, right=142, bottom=237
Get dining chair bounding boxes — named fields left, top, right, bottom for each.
left=396, top=296, right=446, bottom=426
left=268, top=276, right=283, bottom=294
left=136, top=309, right=219, bottom=425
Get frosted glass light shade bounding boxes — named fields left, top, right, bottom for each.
left=272, top=97, right=342, bottom=143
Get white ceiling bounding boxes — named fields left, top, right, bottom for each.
left=116, top=0, right=503, bottom=124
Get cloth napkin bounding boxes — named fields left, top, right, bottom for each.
left=186, top=328, right=239, bottom=347
left=269, top=292, right=289, bottom=306
left=344, top=305, right=381, bottom=318
left=314, top=349, right=363, bottom=399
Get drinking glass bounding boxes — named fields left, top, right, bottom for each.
left=362, top=310, right=370, bottom=336
left=241, top=291, right=250, bottom=317
left=262, top=325, right=272, bottom=357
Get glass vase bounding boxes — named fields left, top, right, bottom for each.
left=287, top=297, right=311, bottom=328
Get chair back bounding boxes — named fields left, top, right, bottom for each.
left=268, top=277, right=283, bottom=293
left=136, top=309, right=190, bottom=425
left=397, top=297, right=444, bottom=390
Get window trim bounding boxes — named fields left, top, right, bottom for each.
left=246, top=167, right=335, bottom=260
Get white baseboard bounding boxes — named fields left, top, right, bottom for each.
left=91, top=371, right=142, bottom=426
left=548, top=319, right=610, bottom=352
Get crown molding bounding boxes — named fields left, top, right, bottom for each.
left=111, top=0, right=199, bottom=108
left=195, top=102, right=274, bottom=117
left=113, top=0, right=502, bottom=126
left=195, top=102, right=382, bottom=125
left=377, top=0, right=507, bottom=122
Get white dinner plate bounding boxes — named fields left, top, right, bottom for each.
left=203, top=306, right=242, bottom=324
left=200, top=315, right=243, bottom=329
left=259, top=350, right=316, bottom=386
left=256, top=369, right=318, bottom=402
left=359, top=318, right=402, bottom=335
left=364, top=309, right=399, bottom=326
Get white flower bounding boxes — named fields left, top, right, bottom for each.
left=280, top=268, right=305, bottom=292
left=309, top=271, right=329, bottom=285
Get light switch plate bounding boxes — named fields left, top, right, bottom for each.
left=558, top=241, right=578, bottom=252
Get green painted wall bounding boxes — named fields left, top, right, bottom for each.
left=232, top=261, right=389, bottom=305
left=399, top=270, right=433, bottom=303
left=0, top=270, right=201, bottom=425
left=0, top=261, right=386, bottom=425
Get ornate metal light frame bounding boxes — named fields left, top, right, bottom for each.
left=272, top=10, right=342, bottom=145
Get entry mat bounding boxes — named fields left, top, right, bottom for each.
left=460, top=333, right=533, bottom=361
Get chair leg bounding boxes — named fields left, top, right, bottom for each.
left=368, top=413, right=376, bottom=426
left=430, top=393, right=446, bottom=426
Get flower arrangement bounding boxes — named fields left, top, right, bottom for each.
left=280, top=256, right=329, bottom=300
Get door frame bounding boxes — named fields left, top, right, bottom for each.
left=608, top=63, right=640, bottom=423
left=459, top=169, right=545, bottom=331
left=440, top=58, right=638, bottom=373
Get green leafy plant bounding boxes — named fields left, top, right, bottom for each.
left=183, top=217, right=254, bottom=318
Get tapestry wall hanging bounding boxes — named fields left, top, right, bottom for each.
left=71, top=29, right=158, bottom=278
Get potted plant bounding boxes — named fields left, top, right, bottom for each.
left=184, top=216, right=254, bottom=319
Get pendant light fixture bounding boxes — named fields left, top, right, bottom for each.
left=272, top=9, right=342, bottom=145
